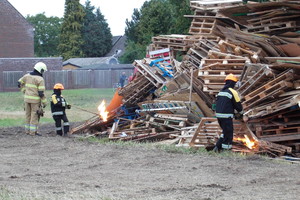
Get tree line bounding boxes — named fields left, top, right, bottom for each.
left=26, top=0, right=191, bottom=62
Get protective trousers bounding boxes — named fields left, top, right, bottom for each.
left=53, top=114, right=70, bottom=136
left=24, top=102, right=40, bottom=135
left=216, top=118, right=234, bottom=150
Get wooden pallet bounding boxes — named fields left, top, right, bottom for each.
left=238, top=63, right=265, bottom=87
left=243, top=80, right=294, bottom=110
left=119, top=75, right=150, bottom=98
left=207, top=50, right=250, bottom=61
left=200, top=58, right=247, bottom=71
left=246, top=94, right=300, bottom=118
left=151, top=35, right=201, bottom=51
left=149, top=117, right=186, bottom=128
left=247, top=21, right=298, bottom=33
left=218, top=40, right=261, bottom=63
left=238, top=66, right=276, bottom=97
left=190, top=0, right=243, bottom=11
left=250, top=108, right=300, bottom=143
left=247, top=15, right=300, bottom=28
left=198, top=69, right=243, bottom=76
left=133, top=60, right=167, bottom=87
left=189, top=18, right=217, bottom=35
left=243, top=70, right=294, bottom=109
left=189, top=118, right=222, bottom=147
left=183, top=39, right=219, bottom=69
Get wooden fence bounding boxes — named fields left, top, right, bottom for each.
left=0, top=69, right=133, bottom=92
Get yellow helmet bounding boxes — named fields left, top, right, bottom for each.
left=53, top=83, right=64, bottom=90
left=34, top=62, right=47, bottom=74
left=225, top=73, right=238, bottom=82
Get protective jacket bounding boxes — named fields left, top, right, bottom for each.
left=215, top=81, right=243, bottom=118
left=50, top=90, right=68, bottom=116
left=18, top=70, right=46, bottom=104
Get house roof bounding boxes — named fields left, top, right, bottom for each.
left=0, top=0, right=33, bottom=28
left=63, top=57, right=119, bottom=67
left=105, top=35, right=127, bottom=57
left=76, top=63, right=134, bottom=70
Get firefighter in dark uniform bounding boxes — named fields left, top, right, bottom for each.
left=213, top=74, right=243, bottom=152
left=50, top=83, right=71, bottom=136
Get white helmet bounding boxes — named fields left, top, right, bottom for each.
left=34, top=62, right=48, bottom=74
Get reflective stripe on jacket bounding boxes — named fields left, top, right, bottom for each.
left=50, top=94, right=67, bottom=116
left=216, top=87, right=243, bottom=118
left=18, top=74, right=46, bottom=103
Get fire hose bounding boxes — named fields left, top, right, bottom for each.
left=71, top=105, right=99, bottom=116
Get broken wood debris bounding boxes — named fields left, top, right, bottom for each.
left=71, top=0, right=300, bottom=157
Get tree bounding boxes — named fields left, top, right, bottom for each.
left=121, top=0, right=173, bottom=63
left=168, top=0, right=192, bottom=34
left=26, top=13, right=62, bottom=57
left=125, top=8, right=141, bottom=43
left=58, top=0, right=85, bottom=60
left=82, top=0, right=112, bottom=57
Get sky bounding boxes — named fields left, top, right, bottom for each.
left=8, top=0, right=147, bottom=36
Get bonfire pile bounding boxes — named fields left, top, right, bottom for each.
left=71, top=0, right=300, bottom=157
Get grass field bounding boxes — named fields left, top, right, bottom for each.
left=0, top=88, right=114, bottom=127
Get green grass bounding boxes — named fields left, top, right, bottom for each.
left=0, top=119, right=25, bottom=127
left=0, top=88, right=114, bottom=127
left=81, top=136, right=246, bottom=158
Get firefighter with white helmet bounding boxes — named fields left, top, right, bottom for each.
left=213, top=73, right=244, bottom=152
left=18, top=62, right=48, bottom=136
left=50, top=83, right=71, bottom=136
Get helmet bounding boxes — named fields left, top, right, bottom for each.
left=34, top=62, right=47, bottom=74
left=225, top=73, right=238, bottom=82
left=53, top=83, right=64, bottom=90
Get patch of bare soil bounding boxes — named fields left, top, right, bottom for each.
left=0, top=124, right=299, bottom=200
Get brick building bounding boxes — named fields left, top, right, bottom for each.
left=0, top=0, right=34, bottom=58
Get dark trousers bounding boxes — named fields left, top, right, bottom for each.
left=215, top=118, right=233, bottom=150
left=120, top=81, right=125, bottom=88
left=53, top=114, right=69, bottom=136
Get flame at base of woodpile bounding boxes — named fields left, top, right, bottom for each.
left=98, top=100, right=109, bottom=122
left=234, top=135, right=257, bottom=150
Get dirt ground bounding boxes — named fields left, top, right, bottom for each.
left=0, top=124, right=300, bottom=200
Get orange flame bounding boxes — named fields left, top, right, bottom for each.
left=98, top=100, right=109, bottom=122
left=234, top=135, right=256, bottom=149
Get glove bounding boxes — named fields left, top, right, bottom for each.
left=234, top=112, right=243, bottom=120
left=67, top=104, right=71, bottom=109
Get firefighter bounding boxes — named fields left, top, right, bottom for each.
left=213, top=73, right=243, bottom=152
left=50, top=83, right=71, bottom=136
left=18, top=62, right=47, bottom=136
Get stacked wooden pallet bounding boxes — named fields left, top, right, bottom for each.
left=197, top=51, right=248, bottom=94
left=133, top=59, right=168, bottom=87
left=118, top=75, right=156, bottom=106
left=71, top=0, right=300, bottom=156
left=108, top=115, right=187, bottom=141
left=245, top=2, right=300, bottom=34
left=152, top=35, right=201, bottom=51
left=183, top=39, right=220, bottom=70
left=190, top=0, right=243, bottom=11
left=238, top=65, right=300, bottom=150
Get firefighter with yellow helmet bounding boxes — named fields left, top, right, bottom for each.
left=213, top=73, right=244, bottom=152
left=50, top=83, right=71, bottom=136
left=18, top=62, right=48, bottom=136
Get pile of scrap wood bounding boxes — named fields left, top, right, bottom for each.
left=72, top=0, right=300, bottom=157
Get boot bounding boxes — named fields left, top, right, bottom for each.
left=212, top=146, right=220, bottom=153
